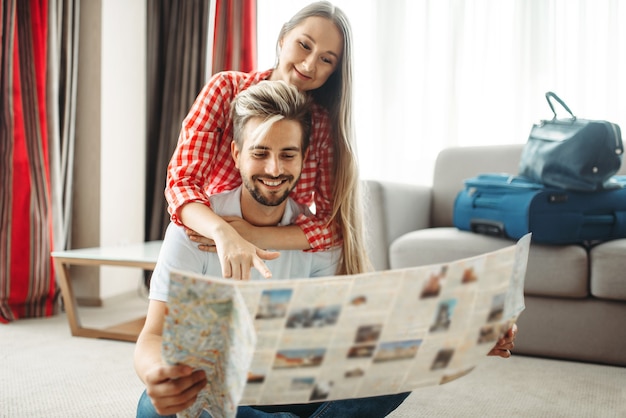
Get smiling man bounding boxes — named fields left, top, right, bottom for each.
left=135, top=80, right=410, bottom=418
left=135, top=80, right=385, bottom=418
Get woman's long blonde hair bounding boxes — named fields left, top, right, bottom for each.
left=276, top=1, right=371, bottom=275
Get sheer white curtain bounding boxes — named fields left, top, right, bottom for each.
left=257, top=0, right=626, bottom=185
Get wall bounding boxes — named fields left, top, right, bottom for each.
left=72, top=0, right=147, bottom=305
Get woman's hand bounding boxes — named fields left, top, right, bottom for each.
left=186, top=226, right=280, bottom=279
left=222, top=216, right=258, bottom=242
left=211, top=223, right=280, bottom=280
left=187, top=217, right=258, bottom=252
left=488, top=324, right=518, bottom=358
left=186, top=228, right=217, bottom=252
left=143, top=365, right=207, bottom=416
left=187, top=216, right=310, bottom=254
left=179, top=203, right=278, bottom=278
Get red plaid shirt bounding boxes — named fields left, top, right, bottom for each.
left=165, top=70, right=338, bottom=250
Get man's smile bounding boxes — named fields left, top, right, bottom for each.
left=257, top=177, right=290, bottom=188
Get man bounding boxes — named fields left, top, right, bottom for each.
left=134, top=81, right=412, bottom=417
left=134, top=81, right=516, bottom=418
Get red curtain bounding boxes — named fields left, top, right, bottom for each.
left=0, top=0, right=56, bottom=322
left=211, top=0, right=257, bottom=74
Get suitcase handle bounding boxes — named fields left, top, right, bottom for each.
left=470, top=219, right=505, bottom=237
left=545, top=91, right=577, bottom=121
left=472, top=196, right=502, bottom=209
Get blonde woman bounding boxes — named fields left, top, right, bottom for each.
left=165, top=1, right=369, bottom=280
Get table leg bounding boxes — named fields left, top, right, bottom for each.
left=53, top=258, right=82, bottom=336
left=53, top=257, right=145, bottom=342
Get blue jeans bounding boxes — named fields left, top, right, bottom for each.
left=137, top=389, right=410, bottom=418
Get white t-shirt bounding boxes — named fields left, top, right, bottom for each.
left=150, top=187, right=341, bottom=301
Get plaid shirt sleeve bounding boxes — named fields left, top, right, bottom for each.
left=165, top=72, right=262, bottom=225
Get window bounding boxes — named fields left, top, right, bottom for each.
left=258, top=0, right=626, bottom=185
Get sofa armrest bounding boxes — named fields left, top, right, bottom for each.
left=379, top=180, right=432, bottom=241
left=363, top=180, right=432, bottom=271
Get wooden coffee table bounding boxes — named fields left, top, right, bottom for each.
left=51, top=241, right=162, bottom=342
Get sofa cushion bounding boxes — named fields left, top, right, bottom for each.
left=389, top=228, right=589, bottom=298
left=524, top=243, right=588, bottom=297
left=390, top=228, right=513, bottom=266
left=589, top=239, right=626, bottom=301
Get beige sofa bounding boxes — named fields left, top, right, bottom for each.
left=364, top=144, right=626, bottom=367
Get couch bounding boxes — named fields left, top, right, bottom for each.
left=363, top=144, right=626, bottom=367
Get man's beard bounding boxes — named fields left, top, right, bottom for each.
left=243, top=175, right=299, bottom=207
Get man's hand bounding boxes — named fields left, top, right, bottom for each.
left=143, top=365, right=207, bottom=416
left=488, top=324, right=518, bottom=358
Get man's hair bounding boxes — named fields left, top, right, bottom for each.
left=232, top=80, right=312, bottom=152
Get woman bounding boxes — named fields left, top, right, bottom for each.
left=165, top=1, right=368, bottom=280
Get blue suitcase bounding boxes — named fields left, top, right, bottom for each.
left=453, top=173, right=626, bottom=244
